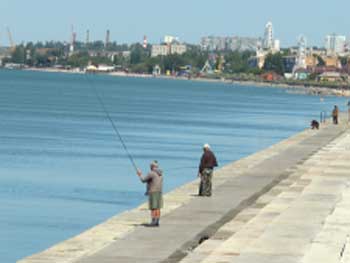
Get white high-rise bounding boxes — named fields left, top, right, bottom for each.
left=264, top=22, right=274, bottom=49
left=325, top=34, right=346, bottom=55
left=294, top=35, right=307, bottom=71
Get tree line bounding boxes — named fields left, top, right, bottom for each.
left=5, top=40, right=343, bottom=79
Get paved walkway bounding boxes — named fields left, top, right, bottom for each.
left=181, top=130, right=350, bottom=263
left=76, top=123, right=347, bottom=263
left=19, top=120, right=349, bottom=263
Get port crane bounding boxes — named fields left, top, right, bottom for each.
left=7, top=27, right=16, bottom=52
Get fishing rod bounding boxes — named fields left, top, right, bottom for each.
left=84, top=74, right=139, bottom=172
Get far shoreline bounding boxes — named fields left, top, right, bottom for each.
left=19, top=67, right=350, bottom=97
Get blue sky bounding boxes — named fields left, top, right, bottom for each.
left=1, top=0, right=350, bottom=47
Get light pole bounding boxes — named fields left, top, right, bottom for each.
left=347, top=100, right=350, bottom=122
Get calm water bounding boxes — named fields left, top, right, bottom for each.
left=0, top=70, right=347, bottom=262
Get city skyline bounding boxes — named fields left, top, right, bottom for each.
left=1, top=0, right=350, bottom=47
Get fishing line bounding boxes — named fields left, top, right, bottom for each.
left=84, top=74, right=138, bottom=172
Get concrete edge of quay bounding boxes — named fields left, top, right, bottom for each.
left=17, top=116, right=348, bottom=263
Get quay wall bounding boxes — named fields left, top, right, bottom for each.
left=18, top=117, right=346, bottom=263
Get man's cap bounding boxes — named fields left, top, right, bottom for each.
left=151, top=160, right=159, bottom=167
left=203, top=144, right=210, bottom=149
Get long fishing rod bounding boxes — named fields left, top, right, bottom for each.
left=84, top=74, right=138, bottom=172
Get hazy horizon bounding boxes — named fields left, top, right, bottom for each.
left=1, top=0, right=350, bottom=47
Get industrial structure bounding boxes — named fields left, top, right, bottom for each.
left=143, top=35, right=148, bottom=49
left=6, top=27, right=15, bottom=52
left=105, top=30, right=110, bottom=48
left=69, top=25, right=77, bottom=55
left=86, top=30, right=90, bottom=45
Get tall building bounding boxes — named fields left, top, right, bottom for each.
left=325, top=34, right=346, bottom=55
left=200, top=36, right=259, bottom=51
left=200, top=36, right=225, bottom=50
left=151, top=45, right=169, bottom=57
left=294, top=35, right=307, bottom=71
left=151, top=43, right=187, bottom=57
left=151, top=36, right=187, bottom=57
left=274, top=39, right=280, bottom=52
left=263, top=22, right=274, bottom=50
left=164, top=35, right=178, bottom=44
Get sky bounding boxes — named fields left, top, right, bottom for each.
left=1, top=0, right=350, bottom=47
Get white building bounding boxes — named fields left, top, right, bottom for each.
left=151, top=44, right=187, bottom=57
left=170, top=44, right=187, bottom=55
left=200, top=36, right=259, bottom=51
left=264, top=22, right=274, bottom=50
left=294, top=35, right=307, bottom=73
left=262, top=21, right=281, bottom=52
left=325, top=34, right=346, bottom=55
left=274, top=39, right=280, bottom=52
left=164, top=35, right=178, bottom=44
left=151, top=45, right=170, bottom=57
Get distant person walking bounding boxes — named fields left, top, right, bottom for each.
left=198, top=144, right=218, bottom=197
left=137, top=161, right=163, bottom=227
left=347, top=101, right=350, bottom=122
left=332, top=105, right=339, bottom=125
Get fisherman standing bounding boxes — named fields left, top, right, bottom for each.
left=198, top=144, right=218, bottom=197
left=137, top=161, right=163, bottom=227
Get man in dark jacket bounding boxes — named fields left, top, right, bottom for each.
left=137, top=161, right=163, bottom=227
left=332, top=105, right=339, bottom=125
left=198, top=144, right=218, bottom=196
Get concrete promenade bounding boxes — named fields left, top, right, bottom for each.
left=19, top=118, right=350, bottom=263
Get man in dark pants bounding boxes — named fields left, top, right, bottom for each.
left=198, top=144, right=218, bottom=196
left=137, top=161, right=163, bottom=227
left=332, top=105, right=339, bottom=125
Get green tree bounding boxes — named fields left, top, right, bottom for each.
left=130, top=44, right=149, bottom=64
left=263, top=52, right=284, bottom=75
left=224, top=50, right=254, bottom=73
left=11, top=45, right=26, bottom=64
left=66, top=52, right=90, bottom=67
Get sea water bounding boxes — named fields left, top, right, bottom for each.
left=0, top=70, right=346, bottom=262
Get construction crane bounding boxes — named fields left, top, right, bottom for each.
left=7, top=27, right=16, bottom=52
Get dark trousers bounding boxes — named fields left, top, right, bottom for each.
left=199, top=168, right=213, bottom=196
left=333, top=116, right=338, bottom=124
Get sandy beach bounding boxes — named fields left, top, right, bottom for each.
left=22, top=67, right=350, bottom=97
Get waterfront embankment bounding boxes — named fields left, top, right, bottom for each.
left=18, top=115, right=350, bottom=263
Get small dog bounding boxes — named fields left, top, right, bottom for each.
left=311, top=120, right=319, bottom=130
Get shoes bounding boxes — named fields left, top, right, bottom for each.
left=143, top=220, right=159, bottom=227
left=144, top=222, right=159, bottom=227
left=198, top=194, right=212, bottom=197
